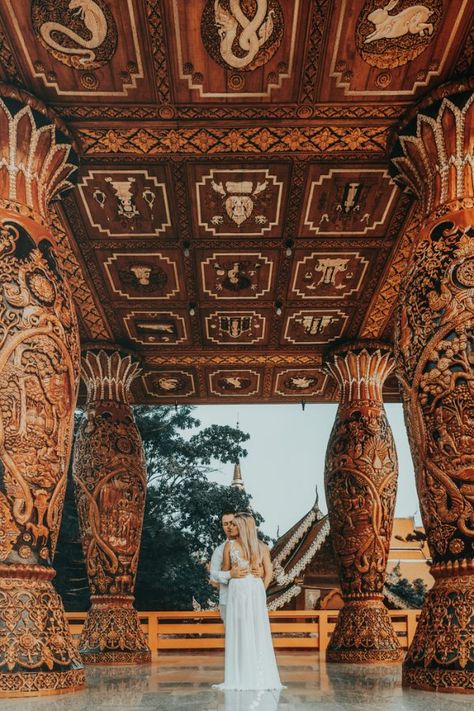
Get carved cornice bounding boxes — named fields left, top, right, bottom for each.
left=56, top=103, right=403, bottom=121
left=0, top=84, right=78, bottom=219
left=360, top=209, right=419, bottom=339
left=390, top=88, right=474, bottom=217
left=0, top=18, right=23, bottom=87
left=145, top=353, right=323, bottom=366
left=77, top=125, right=388, bottom=157
left=81, top=350, right=141, bottom=404
left=325, top=345, right=394, bottom=402
left=50, top=207, right=112, bottom=341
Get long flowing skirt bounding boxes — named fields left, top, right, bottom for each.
left=215, top=576, right=283, bottom=691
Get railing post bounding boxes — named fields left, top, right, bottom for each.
left=319, top=612, right=330, bottom=652
left=406, top=611, right=418, bottom=648
left=147, top=613, right=159, bottom=658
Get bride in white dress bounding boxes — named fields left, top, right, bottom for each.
left=214, top=512, right=283, bottom=691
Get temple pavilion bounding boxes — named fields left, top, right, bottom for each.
left=0, top=0, right=471, bottom=702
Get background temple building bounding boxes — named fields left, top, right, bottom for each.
left=268, top=492, right=432, bottom=611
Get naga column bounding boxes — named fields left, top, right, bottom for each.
left=391, top=85, right=474, bottom=692
left=324, top=344, right=402, bottom=664
left=0, top=87, right=84, bottom=694
left=73, top=350, right=151, bottom=664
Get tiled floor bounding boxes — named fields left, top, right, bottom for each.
left=1, top=654, right=474, bottom=711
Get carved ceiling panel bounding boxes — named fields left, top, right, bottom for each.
left=321, top=0, right=474, bottom=102
left=273, top=368, right=328, bottom=398
left=0, top=0, right=470, bottom=403
left=0, top=0, right=152, bottom=101
left=77, top=167, right=174, bottom=238
left=122, top=310, right=192, bottom=347
left=202, top=309, right=270, bottom=346
left=300, top=166, right=399, bottom=238
left=282, top=308, right=350, bottom=346
left=207, top=368, right=263, bottom=398
left=97, top=250, right=185, bottom=302
left=166, top=0, right=309, bottom=102
left=141, top=369, right=198, bottom=399
left=190, top=163, right=289, bottom=238
left=198, top=250, right=278, bottom=301
left=288, top=250, right=371, bottom=301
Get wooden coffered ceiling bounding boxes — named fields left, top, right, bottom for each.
left=1, top=0, right=472, bottom=404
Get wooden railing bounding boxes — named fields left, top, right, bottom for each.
left=65, top=609, right=420, bottom=657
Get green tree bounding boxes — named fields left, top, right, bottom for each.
left=54, top=405, right=264, bottom=611
left=386, top=563, right=428, bottom=608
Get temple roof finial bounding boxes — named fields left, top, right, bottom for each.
left=231, top=460, right=245, bottom=491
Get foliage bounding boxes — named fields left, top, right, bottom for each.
left=386, top=563, right=428, bottom=608
left=54, top=405, right=266, bottom=611
left=136, top=481, right=259, bottom=610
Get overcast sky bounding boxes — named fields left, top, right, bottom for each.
left=192, top=402, right=419, bottom=539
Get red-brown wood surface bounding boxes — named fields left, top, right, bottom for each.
left=0, top=0, right=471, bottom=404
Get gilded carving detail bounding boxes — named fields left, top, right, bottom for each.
left=391, top=93, right=474, bottom=217
left=0, top=87, right=83, bottom=695
left=327, top=601, right=403, bottom=663
left=398, top=218, right=474, bottom=562
left=78, top=125, right=388, bottom=156
left=31, top=0, right=117, bottom=70
left=78, top=601, right=150, bottom=660
left=392, top=88, right=474, bottom=692
left=356, top=0, right=442, bottom=69
left=404, top=574, right=474, bottom=689
left=0, top=578, right=82, bottom=678
left=201, top=0, right=284, bottom=71
left=0, top=217, right=79, bottom=563
left=324, top=347, right=402, bottom=663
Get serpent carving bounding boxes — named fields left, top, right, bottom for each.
left=39, top=0, right=107, bottom=66
left=214, top=0, right=275, bottom=69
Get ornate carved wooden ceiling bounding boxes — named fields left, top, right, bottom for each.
left=1, top=0, right=472, bottom=403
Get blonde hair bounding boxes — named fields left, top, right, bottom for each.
left=234, top=513, right=262, bottom=567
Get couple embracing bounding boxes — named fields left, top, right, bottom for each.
left=210, top=510, right=283, bottom=691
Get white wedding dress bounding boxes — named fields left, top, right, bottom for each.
left=214, top=540, right=283, bottom=691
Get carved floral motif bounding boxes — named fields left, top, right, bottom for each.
left=78, top=125, right=388, bottom=156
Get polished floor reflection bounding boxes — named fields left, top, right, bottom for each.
left=1, top=653, right=474, bottom=710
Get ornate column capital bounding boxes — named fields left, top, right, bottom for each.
left=81, top=350, right=141, bottom=404
left=390, top=82, right=474, bottom=220
left=325, top=342, right=394, bottom=402
left=0, top=83, right=78, bottom=223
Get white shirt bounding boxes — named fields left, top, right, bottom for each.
left=210, top=540, right=231, bottom=606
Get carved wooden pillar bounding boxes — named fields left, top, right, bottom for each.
left=324, top=344, right=402, bottom=664
left=391, top=85, right=474, bottom=692
left=0, top=86, right=84, bottom=695
left=73, top=350, right=151, bottom=665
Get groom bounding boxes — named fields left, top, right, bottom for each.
left=209, top=510, right=263, bottom=624
left=210, top=511, right=245, bottom=624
